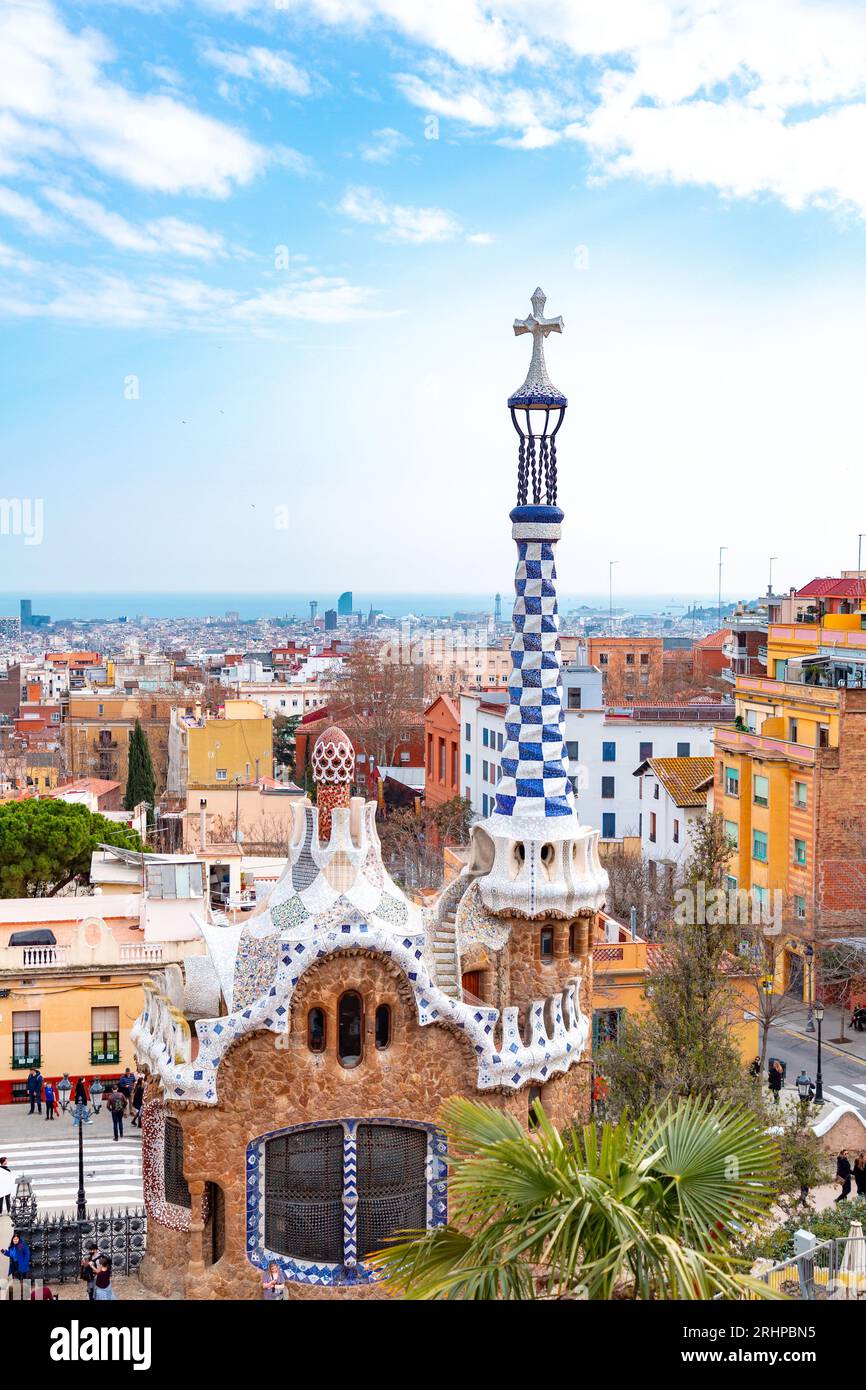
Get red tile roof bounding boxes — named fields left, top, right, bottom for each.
left=796, top=577, right=866, bottom=599
left=695, top=628, right=731, bottom=649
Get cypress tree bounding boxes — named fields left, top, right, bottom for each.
left=124, top=719, right=156, bottom=823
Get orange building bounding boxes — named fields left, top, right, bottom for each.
left=424, top=695, right=460, bottom=808
left=586, top=636, right=663, bottom=697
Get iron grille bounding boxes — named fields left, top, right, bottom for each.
left=13, top=1208, right=147, bottom=1284
left=265, top=1126, right=343, bottom=1264
left=356, top=1124, right=428, bottom=1260
left=164, top=1117, right=191, bottom=1209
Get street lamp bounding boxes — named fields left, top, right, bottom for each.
left=805, top=944, right=815, bottom=1033
left=56, top=1073, right=72, bottom=1114
left=76, top=1107, right=89, bottom=1220
left=89, top=1077, right=104, bottom=1113
left=796, top=1072, right=812, bottom=1103
left=814, top=1000, right=825, bottom=1106
left=11, top=1176, right=35, bottom=1224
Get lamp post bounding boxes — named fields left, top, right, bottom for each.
left=814, top=1000, right=825, bottom=1106
left=76, top=1109, right=88, bottom=1220
left=11, top=1176, right=35, bottom=1224
left=718, top=545, right=727, bottom=626
left=805, top=944, right=815, bottom=1033
left=56, top=1073, right=72, bottom=1114
left=89, top=1077, right=104, bottom=1113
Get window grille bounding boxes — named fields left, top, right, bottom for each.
left=356, top=1124, right=427, bottom=1261
left=164, top=1118, right=191, bottom=1209
left=264, top=1126, right=344, bottom=1263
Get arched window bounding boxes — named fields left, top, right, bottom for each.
left=374, top=1003, right=391, bottom=1050
left=164, top=1116, right=191, bottom=1210
left=338, top=991, right=363, bottom=1068
left=307, top=1007, right=326, bottom=1053
left=540, top=927, right=554, bottom=961
left=264, top=1126, right=344, bottom=1263
left=569, top=923, right=579, bottom=959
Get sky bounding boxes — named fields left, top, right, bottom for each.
left=2, top=0, right=866, bottom=603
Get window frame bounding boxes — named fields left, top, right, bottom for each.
left=337, top=990, right=364, bottom=1069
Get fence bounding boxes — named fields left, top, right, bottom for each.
left=756, top=1236, right=866, bottom=1299
left=9, top=1207, right=147, bottom=1284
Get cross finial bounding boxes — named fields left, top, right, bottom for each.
left=509, top=287, right=567, bottom=409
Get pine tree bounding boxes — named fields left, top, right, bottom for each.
left=124, top=720, right=156, bottom=824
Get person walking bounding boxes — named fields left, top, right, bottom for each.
left=72, top=1076, right=92, bottom=1127
left=107, top=1085, right=127, bottom=1141
left=26, top=1068, right=42, bottom=1116
left=130, top=1075, right=144, bottom=1128
left=92, top=1256, right=116, bottom=1301
left=854, top=1153, right=866, bottom=1200
left=0, top=1158, right=12, bottom=1215
left=836, top=1149, right=853, bottom=1202
left=80, top=1245, right=100, bottom=1300
left=768, top=1059, right=784, bottom=1106
left=43, top=1079, right=56, bottom=1120
left=118, top=1068, right=135, bottom=1102
left=2, top=1234, right=31, bottom=1300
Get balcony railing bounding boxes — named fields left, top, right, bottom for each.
left=119, top=942, right=164, bottom=963
left=10, top=1054, right=41, bottom=1069
left=714, top=725, right=817, bottom=764
left=91, top=1049, right=121, bottom=1066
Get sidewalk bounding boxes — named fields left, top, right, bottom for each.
left=777, top=1007, right=866, bottom=1064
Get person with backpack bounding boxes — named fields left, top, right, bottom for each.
left=80, top=1244, right=100, bottom=1300
left=107, top=1085, right=127, bottom=1141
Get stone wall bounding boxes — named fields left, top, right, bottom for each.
left=143, top=946, right=592, bottom=1300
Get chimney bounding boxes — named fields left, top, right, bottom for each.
left=199, top=798, right=207, bottom=852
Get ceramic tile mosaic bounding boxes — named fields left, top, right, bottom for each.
left=245, top=1117, right=447, bottom=1288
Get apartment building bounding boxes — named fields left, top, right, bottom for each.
left=461, top=667, right=731, bottom=840
left=166, top=698, right=274, bottom=795
left=714, top=574, right=866, bottom=994
left=63, top=691, right=176, bottom=792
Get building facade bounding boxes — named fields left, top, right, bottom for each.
left=132, top=288, right=608, bottom=1300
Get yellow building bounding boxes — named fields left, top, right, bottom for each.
left=591, top=914, right=758, bottom=1059
left=166, top=699, right=273, bottom=795
left=714, top=575, right=866, bottom=998
left=64, top=691, right=176, bottom=792
left=0, top=895, right=204, bottom=1103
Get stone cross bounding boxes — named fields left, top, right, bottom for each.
left=511, top=287, right=564, bottom=401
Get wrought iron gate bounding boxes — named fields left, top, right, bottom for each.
left=11, top=1208, right=147, bottom=1284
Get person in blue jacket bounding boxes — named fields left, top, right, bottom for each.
left=3, top=1234, right=31, bottom=1299
left=26, top=1069, right=42, bottom=1116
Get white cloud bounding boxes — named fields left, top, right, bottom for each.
left=0, top=1, right=268, bottom=196
left=42, top=189, right=228, bottom=258
left=0, top=257, right=389, bottom=329
left=202, top=43, right=313, bottom=97
left=0, top=185, right=60, bottom=236
left=337, top=184, right=488, bottom=244
left=360, top=127, right=410, bottom=164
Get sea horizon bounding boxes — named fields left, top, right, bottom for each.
left=4, top=591, right=731, bottom=622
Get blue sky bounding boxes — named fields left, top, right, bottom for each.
left=2, top=0, right=866, bottom=601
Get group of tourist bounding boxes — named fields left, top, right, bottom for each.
left=1, top=1236, right=118, bottom=1301
left=24, top=1066, right=145, bottom=1136
left=834, top=1150, right=866, bottom=1202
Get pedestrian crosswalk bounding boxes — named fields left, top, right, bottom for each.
left=817, top=1080, right=866, bottom=1114
left=0, top=1128, right=142, bottom=1213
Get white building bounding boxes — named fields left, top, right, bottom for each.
left=461, top=667, right=731, bottom=842
left=232, top=682, right=328, bottom=719
left=635, top=755, right=714, bottom=883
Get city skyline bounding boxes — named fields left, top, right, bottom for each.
left=3, top=0, right=866, bottom=597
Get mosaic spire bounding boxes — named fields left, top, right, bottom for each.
left=494, top=290, right=573, bottom=824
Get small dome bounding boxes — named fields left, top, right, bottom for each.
left=312, top=725, right=355, bottom=784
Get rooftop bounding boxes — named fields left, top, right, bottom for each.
left=795, top=577, right=866, bottom=600
left=635, top=755, right=715, bottom=807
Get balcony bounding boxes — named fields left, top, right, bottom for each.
left=0, top=936, right=201, bottom=973
left=10, top=1054, right=40, bottom=1069
left=90, top=1048, right=121, bottom=1066
left=20, top=944, right=70, bottom=967
left=714, top=725, right=817, bottom=765
left=92, top=738, right=119, bottom=750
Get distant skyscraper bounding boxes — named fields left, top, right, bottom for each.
left=20, top=599, right=31, bottom=627
left=324, top=608, right=337, bottom=631
left=337, top=590, right=352, bottom=617
left=495, top=592, right=502, bottom=624
left=309, top=600, right=318, bottom=624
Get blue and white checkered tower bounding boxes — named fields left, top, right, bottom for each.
left=476, top=289, right=608, bottom=919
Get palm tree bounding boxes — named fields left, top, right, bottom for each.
left=368, top=1095, right=781, bottom=1300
